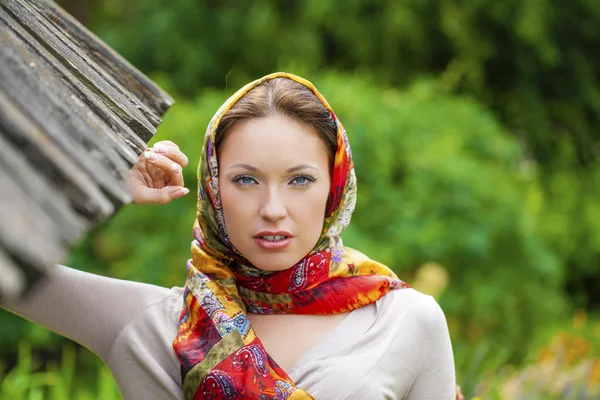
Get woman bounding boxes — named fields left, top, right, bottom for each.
left=2, top=73, right=457, bottom=399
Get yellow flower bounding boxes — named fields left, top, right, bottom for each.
left=410, top=262, right=448, bottom=299
left=572, top=309, right=587, bottom=330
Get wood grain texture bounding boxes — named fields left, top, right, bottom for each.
left=0, top=0, right=174, bottom=300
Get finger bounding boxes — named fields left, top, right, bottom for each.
left=152, top=142, right=189, bottom=167
left=455, top=385, right=464, bottom=400
left=133, top=185, right=189, bottom=205
left=144, top=150, right=184, bottom=186
left=153, top=140, right=179, bottom=150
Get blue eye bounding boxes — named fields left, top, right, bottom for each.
left=231, top=175, right=257, bottom=186
left=290, top=174, right=317, bottom=187
left=293, top=177, right=309, bottom=185
left=231, top=174, right=317, bottom=187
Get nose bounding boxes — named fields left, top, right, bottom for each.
left=259, top=188, right=287, bottom=222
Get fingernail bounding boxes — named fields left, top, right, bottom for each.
left=154, top=144, right=167, bottom=153
left=144, top=151, right=158, bottom=161
left=172, top=188, right=189, bottom=198
left=171, top=162, right=179, bottom=173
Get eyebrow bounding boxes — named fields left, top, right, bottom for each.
left=227, top=163, right=319, bottom=173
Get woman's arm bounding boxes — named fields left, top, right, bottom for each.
left=1, top=264, right=174, bottom=360
left=1, top=141, right=189, bottom=358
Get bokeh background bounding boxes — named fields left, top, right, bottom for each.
left=1, top=1, right=599, bottom=399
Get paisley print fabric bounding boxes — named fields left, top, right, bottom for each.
left=173, top=72, right=410, bottom=399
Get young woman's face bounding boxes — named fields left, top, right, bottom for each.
left=219, top=116, right=331, bottom=271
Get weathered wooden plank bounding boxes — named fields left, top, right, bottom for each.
left=0, top=91, right=117, bottom=222
left=0, top=131, right=78, bottom=301
left=0, top=140, right=75, bottom=270
left=28, top=0, right=174, bottom=117
left=1, top=12, right=134, bottom=206
left=0, top=250, right=31, bottom=301
left=0, top=0, right=175, bottom=299
left=1, top=5, right=147, bottom=164
left=3, top=0, right=161, bottom=142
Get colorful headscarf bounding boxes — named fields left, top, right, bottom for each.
left=173, top=72, right=409, bottom=399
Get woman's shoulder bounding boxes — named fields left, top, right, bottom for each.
left=376, top=287, right=448, bottom=336
left=340, top=288, right=454, bottom=398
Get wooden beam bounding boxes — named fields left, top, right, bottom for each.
left=0, top=0, right=175, bottom=299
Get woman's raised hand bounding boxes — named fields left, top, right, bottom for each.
left=126, top=140, right=190, bottom=205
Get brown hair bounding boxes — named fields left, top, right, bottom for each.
left=215, top=77, right=337, bottom=168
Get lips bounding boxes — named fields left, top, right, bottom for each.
left=253, top=231, right=293, bottom=250
left=254, top=230, right=293, bottom=239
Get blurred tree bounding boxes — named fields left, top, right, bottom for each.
left=76, top=0, right=600, bottom=165
left=58, top=0, right=97, bottom=26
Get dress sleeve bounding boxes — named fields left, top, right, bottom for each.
left=0, top=264, right=173, bottom=360
left=406, top=296, right=457, bottom=399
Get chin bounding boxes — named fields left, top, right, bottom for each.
left=248, top=253, right=302, bottom=272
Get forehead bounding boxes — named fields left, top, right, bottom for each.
left=218, top=116, right=329, bottom=167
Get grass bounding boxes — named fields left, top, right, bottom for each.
left=0, top=343, right=120, bottom=400
left=465, top=311, right=600, bottom=399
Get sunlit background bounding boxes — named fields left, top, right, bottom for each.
left=1, top=1, right=599, bottom=399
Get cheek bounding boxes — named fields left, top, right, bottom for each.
left=220, top=184, right=250, bottom=230
left=315, top=181, right=331, bottom=215
left=291, top=186, right=330, bottom=231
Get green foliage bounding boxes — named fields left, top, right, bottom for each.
left=0, top=344, right=119, bottom=400
left=537, top=154, right=600, bottom=308
left=92, top=0, right=600, bottom=164
left=467, top=311, right=600, bottom=399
